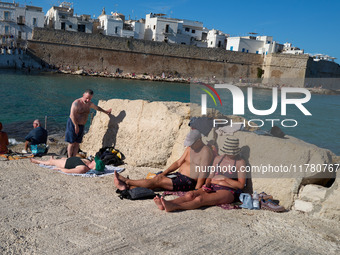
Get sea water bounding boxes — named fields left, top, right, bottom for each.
left=0, top=70, right=339, bottom=155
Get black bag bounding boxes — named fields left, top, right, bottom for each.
left=270, top=126, right=285, bottom=138
left=116, top=187, right=156, bottom=200
left=95, top=147, right=125, bottom=166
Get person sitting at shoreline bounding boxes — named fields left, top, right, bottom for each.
left=154, top=137, right=246, bottom=212
left=30, top=156, right=105, bottom=174
left=23, top=119, right=48, bottom=154
left=0, top=122, right=9, bottom=154
left=114, top=129, right=213, bottom=192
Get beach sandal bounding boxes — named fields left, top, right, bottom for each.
left=259, top=192, right=273, bottom=201
left=260, top=199, right=285, bottom=212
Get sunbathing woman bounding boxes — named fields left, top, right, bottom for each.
left=30, top=156, right=104, bottom=174
left=154, top=137, right=246, bottom=212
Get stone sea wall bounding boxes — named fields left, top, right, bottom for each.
left=27, top=28, right=340, bottom=88
left=28, top=28, right=262, bottom=81
left=81, top=99, right=339, bottom=220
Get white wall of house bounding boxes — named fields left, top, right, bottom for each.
left=207, top=29, right=226, bottom=48
left=144, top=13, right=204, bottom=45
left=282, top=42, right=304, bottom=55
left=181, top=19, right=203, bottom=42
left=0, top=1, right=44, bottom=47
left=98, top=14, right=123, bottom=36
left=226, top=35, right=278, bottom=55
left=130, top=21, right=145, bottom=39
left=46, top=6, right=93, bottom=33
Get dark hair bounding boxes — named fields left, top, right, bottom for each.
left=85, top=89, right=94, bottom=95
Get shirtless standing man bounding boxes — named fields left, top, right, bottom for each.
left=114, top=129, right=213, bottom=191
left=66, top=89, right=112, bottom=157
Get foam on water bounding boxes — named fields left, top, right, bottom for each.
left=8, top=138, right=22, bottom=145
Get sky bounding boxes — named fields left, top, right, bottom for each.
left=14, top=0, right=340, bottom=61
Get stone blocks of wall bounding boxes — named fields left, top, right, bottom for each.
left=28, top=28, right=263, bottom=80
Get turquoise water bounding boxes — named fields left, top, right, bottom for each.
left=0, top=70, right=339, bottom=155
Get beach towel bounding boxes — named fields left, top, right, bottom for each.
left=0, top=153, right=34, bottom=161
left=162, top=191, right=240, bottom=210
left=38, top=164, right=124, bottom=177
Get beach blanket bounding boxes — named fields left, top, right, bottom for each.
left=162, top=191, right=240, bottom=210
left=38, top=164, right=124, bottom=177
left=0, top=153, right=34, bottom=161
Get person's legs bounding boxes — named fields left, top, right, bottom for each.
left=154, top=190, right=199, bottom=210
left=67, top=142, right=79, bottom=158
left=161, top=190, right=234, bottom=212
left=115, top=173, right=173, bottom=190
left=24, top=141, right=29, bottom=151
left=30, top=156, right=67, bottom=168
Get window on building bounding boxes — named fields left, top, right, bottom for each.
left=181, top=42, right=186, bottom=45
left=256, top=51, right=259, bottom=54
left=4, top=11, right=10, bottom=20
left=5, top=26, right=9, bottom=34
left=18, top=31, right=22, bottom=39
left=115, top=27, right=118, bottom=34
left=165, top=24, right=169, bottom=33
left=33, top=18, right=37, bottom=27
left=153, top=25, right=156, bottom=30
left=242, top=48, right=245, bottom=52
left=69, top=25, right=72, bottom=29
left=78, top=24, right=86, bottom=32
left=230, top=46, right=233, bottom=51
left=17, top=15, right=25, bottom=24
left=210, top=41, right=213, bottom=45
left=61, top=22, right=66, bottom=30
left=185, top=27, right=190, bottom=32
left=246, top=50, right=249, bottom=53
left=191, top=29, right=195, bottom=33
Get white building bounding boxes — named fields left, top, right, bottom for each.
left=45, top=2, right=93, bottom=33
left=310, top=54, right=337, bottom=62
left=144, top=13, right=203, bottom=45
left=98, top=9, right=144, bottom=39
left=0, top=1, right=44, bottom=47
left=226, top=35, right=280, bottom=55
left=206, top=29, right=227, bottom=48
left=282, top=42, right=304, bottom=55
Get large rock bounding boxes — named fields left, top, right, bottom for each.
left=81, top=99, right=190, bottom=167
left=318, top=159, right=340, bottom=220
left=214, top=132, right=334, bottom=209
left=82, top=99, right=335, bottom=211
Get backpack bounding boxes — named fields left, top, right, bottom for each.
left=95, top=147, right=125, bottom=166
left=116, top=187, right=156, bottom=200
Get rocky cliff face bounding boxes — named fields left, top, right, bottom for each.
left=81, top=99, right=338, bottom=219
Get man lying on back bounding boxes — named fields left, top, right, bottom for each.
left=114, top=129, right=213, bottom=191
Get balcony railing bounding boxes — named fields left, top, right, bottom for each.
left=0, top=17, right=15, bottom=22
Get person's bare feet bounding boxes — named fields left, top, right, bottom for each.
left=114, top=171, right=128, bottom=191
left=116, top=173, right=128, bottom=182
left=30, top=158, right=39, bottom=164
left=154, top=196, right=164, bottom=210
left=160, top=197, right=176, bottom=212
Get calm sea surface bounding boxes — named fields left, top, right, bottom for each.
left=1, top=70, right=339, bottom=155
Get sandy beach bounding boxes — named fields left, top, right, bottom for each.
left=1, top=142, right=339, bottom=254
